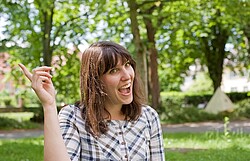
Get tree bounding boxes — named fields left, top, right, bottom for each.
left=127, top=0, right=148, bottom=100
left=140, top=1, right=162, bottom=109
left=200, top=5, right=230, bottom=92
left=195, top=0, right=250, bottom=91
left=157, top=0, right=250, bottom=93
left=0, top=0, right=94, bottom=104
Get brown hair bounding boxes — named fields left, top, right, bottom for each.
left=80, top=41, right=145, bottom=136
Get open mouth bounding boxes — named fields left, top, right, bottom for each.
left=118, top=83, right=131, bottom=95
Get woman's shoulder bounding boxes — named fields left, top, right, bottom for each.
left=58, top=103, right=82, bottom=119
left=141, top=105, right=159, bottom=116
left=141, top=105, right=160, bottom=121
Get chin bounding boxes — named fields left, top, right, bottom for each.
left=123, top=98, right=133, bottom=105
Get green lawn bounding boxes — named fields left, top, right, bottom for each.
left=164, top=132, right=250, bottom=161
left=0, top=137, right=44, bottom=161
left=1, top=132, right=250, bottom=161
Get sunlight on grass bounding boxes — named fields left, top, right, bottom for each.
left=164, top=132, right=250, bottom=149
left=164, top=132, right=250, bottom=161
left=0, top=132, right=250, bottom=161
left=0, top=137, right=44, bottom=161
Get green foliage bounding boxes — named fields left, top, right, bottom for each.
left=0, top=112, right=42, bottom=129
left=19, top=88, right=41, bottom=108
left=157, top=0, right=250, bottom=91
left=161, top=91, right=250, bottom=109
left=227, top=92, right=250, bottom=103
left=160, top=105, right=222, bottom=124
left=0, top=90, right=14, bottom=107
left=0, top=0, right=250, bottom=105
left=0, top=0, right=93, bottom=106
left=160, top=91, right=250, bottom=123
left=0, top=116, right=40, bottom=130
left=234, top=99, right=250, bottom=119
left=185, top=72, right=213, bottom=93
left=30, top=107, right=44, bottom=123
left=52, top=51, right=81, bottom=105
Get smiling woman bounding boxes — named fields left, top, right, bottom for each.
left=19, top=41, right=165, bottom=161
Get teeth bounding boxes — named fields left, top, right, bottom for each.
left=121, top=83, right=131, bottom=89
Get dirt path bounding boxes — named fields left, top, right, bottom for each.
left=162, top=120, right=250, bottom=133
left=0, top=129, right=43, bottom=139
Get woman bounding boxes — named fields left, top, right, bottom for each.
left=19, top=41, right=165, bottom=161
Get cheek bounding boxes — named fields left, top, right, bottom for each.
left=130, top=68, right=135, bottom=79
left=102, top=78, right=117, bottom=91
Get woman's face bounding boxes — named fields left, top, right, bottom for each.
left=100, top=58, right=135, bottom=109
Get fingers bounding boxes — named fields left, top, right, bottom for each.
left=18, top=63, right=53, bottom=82
left=32, top=66, right=52, bottom=73
left=18, top=63, right=32, bottom=81
left=32, top=71, right=53, bottom=85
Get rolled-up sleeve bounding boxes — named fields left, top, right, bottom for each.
left=58, top=105, right=81, bottom=161
left=145, top=106, right=165, bottom=161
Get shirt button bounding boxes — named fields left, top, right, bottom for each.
left=119, top=132, right=123, bottom=135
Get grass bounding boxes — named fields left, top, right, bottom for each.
left=0, top=132, right=250, bottom=161
left=164, top=132, right=250, bottom=161
left=0, top=137, right=44, bottom=161
left=1, top=112, right=249, bottom=160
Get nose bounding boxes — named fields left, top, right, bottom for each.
left=121, top=68, right=131, bottom=81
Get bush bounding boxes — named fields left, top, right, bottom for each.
left=234, top=99, right=250, bottom=119
left=161, top=91, right=250, bottom=109
left=0, top=116, right=40, bottom=130
left=159, top=104, right=223, bottom=124
left=159, top=95, right=250, bottom=124
left=30, top=107, right=44, bottom=123
left=0, top=90, right=15, bottom=107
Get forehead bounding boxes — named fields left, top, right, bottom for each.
left=100, top=50, right=133, bottom=74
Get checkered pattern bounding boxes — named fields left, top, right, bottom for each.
left=58, top=105, right=165, bottom=161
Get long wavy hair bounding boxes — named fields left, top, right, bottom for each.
left=79, top=41, right=145, bottom=137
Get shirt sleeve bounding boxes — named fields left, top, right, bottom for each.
left=145, top=106, right=165, bottom=161
left=58, top=105, right=81, bottom=161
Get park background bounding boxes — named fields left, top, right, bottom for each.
left=1, top=0, right=250, bottom=160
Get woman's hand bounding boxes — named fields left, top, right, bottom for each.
left=18, top=64, right=56, bottom=107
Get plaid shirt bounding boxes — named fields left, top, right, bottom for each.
left=58, top=105, right=165, bottom=161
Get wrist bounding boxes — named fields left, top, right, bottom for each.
left=42, top=102, right=57, bottom=112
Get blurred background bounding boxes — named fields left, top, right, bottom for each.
left=0, top=0, right=250, bottom=125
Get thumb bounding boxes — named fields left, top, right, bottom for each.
left=18, top=63, right=32, bottom=82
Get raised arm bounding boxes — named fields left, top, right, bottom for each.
left=18, top=64, right=71, bottom=161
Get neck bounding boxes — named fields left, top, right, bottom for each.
left=104, top=103, right=125, bottom=120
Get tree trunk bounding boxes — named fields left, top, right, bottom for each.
left=41, top=3, right=54, bottom=66
left=127, top=0, right=148, bottom=99
left=143, top=16, right=160, bottom=109
left=202, top=25, right=229, bottom=92
left=243, top=24, right=250, bottom=59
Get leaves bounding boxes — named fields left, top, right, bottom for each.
left=0, top=0, right=250, bottom=106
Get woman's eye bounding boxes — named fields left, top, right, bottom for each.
left=110, top=68, right=118, bottom=74
left=125, top=61, right=131, bottom=66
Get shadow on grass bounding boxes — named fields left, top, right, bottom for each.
left=0, top=137, right=43, bottom=161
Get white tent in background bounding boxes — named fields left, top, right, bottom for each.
left=204, top=87, right=235, bottom=114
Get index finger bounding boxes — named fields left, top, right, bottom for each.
left=18, top=63, right=32, bottom=81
